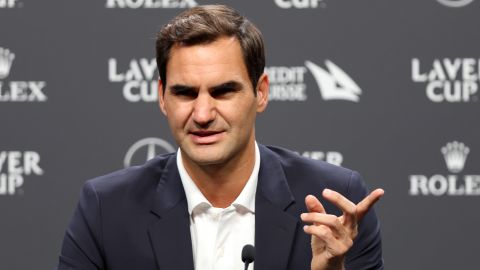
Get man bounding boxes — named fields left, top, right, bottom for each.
left=57, top=5, right=383, bottom=270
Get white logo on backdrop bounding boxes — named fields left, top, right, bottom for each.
left=296, top=150, right=344, bottom=166
left=109, top=58, right=158, bottom=102
left=274, top=0, right=326, bottom=9
left=106, top=0, right=197, bottom=9
left=0, top=151, right=44, bottom=195
left=111, top=58, right=361, bottom=103
left=265, top=65, right=308, bottom=101
left=0, top=47, right=15, bottom=79
left=124, top=137, right=175, bottom=168
left=409, top=141, right=480, bottom=196
left=412, top=58, right=479, bottom=102
left=0, top=0, right=20, bottom=8
left=266, top=60, right=362, bottom=102
left=442, top=141, right=469, bottom=173
left=305, top=60, right=362, bottom=102
left=437, top=0, right=474, bottom=8
left=0, top=47, right=47, bottom=102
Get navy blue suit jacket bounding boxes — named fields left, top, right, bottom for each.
left=57, top=145, right=383, bottom=270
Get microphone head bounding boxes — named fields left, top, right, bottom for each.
left=241, top=244, right=255, bottom=264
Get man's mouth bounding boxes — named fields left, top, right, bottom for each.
left=190, top=130, right=221, bottom=136
left=189, top=130, right=225, bottom=144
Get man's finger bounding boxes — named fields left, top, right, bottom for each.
left=303, top=224, right=335, bottom=243
left=322, top=189, right=356, bottom=227
left=301, top=213, right=345, bottom=238
left=305, top=194, right=326, bottom=214
left=357, top=188, right=384, bottom=220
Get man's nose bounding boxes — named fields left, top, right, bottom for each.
left=192, top=92, right=216, bottom=126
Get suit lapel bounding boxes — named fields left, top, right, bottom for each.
left=255, top=145, right=298, bottom=270
left=146, top=146, right=299, bottom=270
left=148, top=155, right=194, bottom=270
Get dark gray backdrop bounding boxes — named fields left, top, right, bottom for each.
left=1, top=0, right=479, bottom=269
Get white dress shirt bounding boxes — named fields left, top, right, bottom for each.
left=176, top=143, right=260, bottom=270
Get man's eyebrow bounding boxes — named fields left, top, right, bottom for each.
left=169, top=84, right=197, bottom=93
left=211, top=81, right=243, bottom=91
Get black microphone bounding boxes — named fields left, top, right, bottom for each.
left=241, top=244, right=255, bottom=270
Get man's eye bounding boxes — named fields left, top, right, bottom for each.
left=212, top=87, right=235, bottom=97
left=174, top=89, right=197, bottom=97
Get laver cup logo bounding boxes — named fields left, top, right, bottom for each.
left=0, top=151, right=44, bottom=195
left=124, top=137, right=175, bottom=168
left=0, top=47, right=47, bottom=102
left=409, top=141, right=480, bottom=196
left=412, top=58, right=479, bottom=102
left=109, top=58, right=158, bottom=102
left=266, top=60, right=361, bottom=102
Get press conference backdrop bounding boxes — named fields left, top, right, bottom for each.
left=1, top=0, right=479, bottom=269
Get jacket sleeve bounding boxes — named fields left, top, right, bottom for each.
left=56, top=181, right=105, bottom=270
left=344, top=171, right=384, bottom=270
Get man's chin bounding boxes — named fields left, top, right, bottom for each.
left=181, top=145, right=229, bottom=166
left=186, top=155, right=228, bottom=167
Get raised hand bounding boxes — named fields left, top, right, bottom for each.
left=300, top=188, right=384, bottom=270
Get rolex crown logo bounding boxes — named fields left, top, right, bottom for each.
left=0, top=47, right=15, bottom=79
left=441, top=141, right=470, bottom=173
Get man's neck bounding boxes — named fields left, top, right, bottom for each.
left=181, top=141, right=256, bottom=208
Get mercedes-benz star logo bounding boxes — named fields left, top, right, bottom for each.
left=124, top=137, right=175, bottom=168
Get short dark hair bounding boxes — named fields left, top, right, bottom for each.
left=155, top=5, right=265, bottom=94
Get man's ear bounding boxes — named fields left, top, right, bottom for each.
left=158, top=80, right=167, bottom=116
left=256, top=73, right=269, bottom=113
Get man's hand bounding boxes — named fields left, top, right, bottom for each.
left=300, top=188, right=384, bottom=270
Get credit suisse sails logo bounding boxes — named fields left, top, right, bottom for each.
left=0, top=47, right=47, bottom=102
left=106, top=0, right=197, bottom=8
left=409, top=141, right=480, bottom=196
left=437, top=0, right=474, bottom=7
left=266, top=60, right=362, bottom=102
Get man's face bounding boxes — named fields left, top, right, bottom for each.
left=159, top=36, right=269, bottom=167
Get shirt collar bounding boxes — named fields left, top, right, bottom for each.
left=177, top=142, right=260, bottom=215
